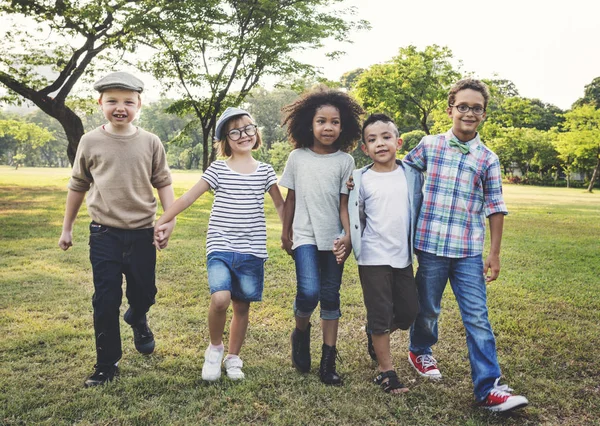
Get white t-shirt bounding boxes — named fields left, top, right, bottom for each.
left=358, top=166, right=411, bottom=268
left=279, top=148, right=355, bottom=250
left=202, top=160, right=277, bottom=258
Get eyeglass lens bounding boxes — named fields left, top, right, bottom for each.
left=228, top=124, right=257, bottom=140
left=455, top=104, right=485, bottom=115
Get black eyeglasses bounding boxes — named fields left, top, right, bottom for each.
left=450, top=104, right=486, bottom=115
left=227, top=124, right=257, bottom=141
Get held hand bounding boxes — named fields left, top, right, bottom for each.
left=281, top=236, right=294, bottom=257
left=58, top=230, right=73, bottom=251
left=346, top=175, right=355, bottom=192
left=153, top=221, right=174, bottom=251
left=333, top=236, right=351, bottom=264
left=153, top=220, right=169, bottom=251
left=484, top=253, right=501, bottom=282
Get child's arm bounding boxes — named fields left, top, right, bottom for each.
left=58, top=189, right=86, bottom=251
left=154, top=179, right=210, bottom=248
left=281, top=189, right=295, bottom=256
left=155, top=184, right=177, bottom=250
left=485, top=213, right=504, bottom=282
left=268, top=184, right=285, bottom=223
left=333, top=193, right=352, bottom=264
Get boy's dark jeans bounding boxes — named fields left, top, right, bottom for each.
left=89, top=222, right=156, bottom=367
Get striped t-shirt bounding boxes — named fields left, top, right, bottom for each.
left=201, top=160, right=278, bottom=259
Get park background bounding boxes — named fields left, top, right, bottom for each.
left=1, top=0, right=599, bottom=424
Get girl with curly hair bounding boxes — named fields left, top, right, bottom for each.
left=279, top=86, right=364, bottom=385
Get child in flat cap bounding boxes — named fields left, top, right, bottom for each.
left=59, top=71, right=176, bottom=387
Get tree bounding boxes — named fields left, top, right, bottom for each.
left=400, top=130, right=426, bottom=154
left=485, top=126, right=557, bottom=177
left=26, top=109, right=70, bottom=167
left=556, top=105, right=600, bottom=192
left=482, top=78, right=520, bottom=113
left=0, top=118, right=53, bottom=168
left=139, top=0, right=366, bottom=170
left=353, top=45, right=461, bottom=135
left=573, top=76, right=600, bottom=108
left=339, top=68, right=365, bottom=90
left=139, top=98, right=201, bottom=169
left=0, top=0, right=156, bottom=164
left=245, top=86, right=299, bottom=150
left=486, top=97, right=563, bottom=131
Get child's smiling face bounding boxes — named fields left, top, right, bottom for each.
left=361, top=120, right=402, bottom=168
left=312, top=104, right=341, bottom=153
left=225, top=115, right=258, bottom=155
left=98, top=89, right=141, bottom=129
left=447, top=88, right=486, bottom=141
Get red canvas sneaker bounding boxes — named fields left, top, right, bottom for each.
left=408, top=351, right=442, bottom=379
left=480, top=379, right=529, bottom=412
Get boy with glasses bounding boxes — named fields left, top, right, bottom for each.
left=404, top=78, right=528, bottom=412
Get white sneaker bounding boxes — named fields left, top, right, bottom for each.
left=202, top=345, right=224, bottom=381
left=223, top=355, right=245, bottom=380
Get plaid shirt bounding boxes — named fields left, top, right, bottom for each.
left=404, top=130, right=508, bottom=258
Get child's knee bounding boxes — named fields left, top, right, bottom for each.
left=210, top=291, right=231, bottom=312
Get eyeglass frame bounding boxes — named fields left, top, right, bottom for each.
left=449, top=104, right=486, bottom=116
left=227, top=124, right=258, bottom=141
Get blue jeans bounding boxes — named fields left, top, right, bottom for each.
left=409, top=250, right=501, bottom=401
left=207, top=251, right=265, bottom=302
left=293, top=245, right=343, bottom=320
left=89, top=222, right=156, bottom=367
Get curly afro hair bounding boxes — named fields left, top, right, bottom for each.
left=282, top=85, right=364, bottom=153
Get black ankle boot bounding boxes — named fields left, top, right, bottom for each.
left=291, top=323, right=311, bottom=373
left=319, top=343, right=342, bottom=385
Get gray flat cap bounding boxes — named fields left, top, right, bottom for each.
left=93, top=71, right=144, bottom=93
left=215, top=107, right=254, bottom=140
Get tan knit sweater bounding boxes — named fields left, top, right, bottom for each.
left=68, top=126, right=172, bottom=229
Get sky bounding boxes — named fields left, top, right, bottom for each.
left=297, top=0, right=600, bottom=110
left=1, top=0, right=598, bottom=111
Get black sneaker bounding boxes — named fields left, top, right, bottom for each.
left=291, top=323, right=311, bottom=373
left=131, top=320, right=155, bottom=354
left=319, top=343, right=342, bottom=385
left=84, top=364, right=118, bottom=388
left=124, top=309, right=155, bottom=354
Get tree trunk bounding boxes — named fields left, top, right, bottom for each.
left=586, top=154, right=600, bottom=193
left=202, top=127, right=210, bottom=171
left=421, top=113, right=430, bottom=135
left=0, top=73, right=85, bottom=166
left=57, top=109, right=85, bottom=166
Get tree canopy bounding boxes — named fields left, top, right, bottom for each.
left=0, top=0, right=155, bottom=163
left=139, top=0, right=366, bottom=169
left=353, top=45, right=461, bottom=134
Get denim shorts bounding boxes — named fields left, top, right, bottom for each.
left=207, top=251, right=265, bottom=302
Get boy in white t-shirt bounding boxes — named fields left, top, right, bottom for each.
left=348, top=114, right=423, bottom=394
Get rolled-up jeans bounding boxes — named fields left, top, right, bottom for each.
left=293, top=244, right=343, bottom=320
left=409, top=249, right=501, bottom=402
left=89, top=222, right=156, bottom=367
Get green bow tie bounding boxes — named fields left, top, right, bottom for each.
left=448, top=137, right=470, bottom=154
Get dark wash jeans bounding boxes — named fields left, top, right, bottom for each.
left=89, top=222, right=156, bottom=367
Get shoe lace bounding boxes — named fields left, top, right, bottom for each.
left=323, top=346, right=342, bottom=371
left=489, top=378, right=513, bottom=397
left=416, top=354, right=437, bottom=369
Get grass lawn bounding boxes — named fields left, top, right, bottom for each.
left=1, top=166, right=599, bottom=425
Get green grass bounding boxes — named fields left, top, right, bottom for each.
left=1, top=166, right=599, bottom=425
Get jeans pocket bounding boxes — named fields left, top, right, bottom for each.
left=89, top=222, right=109, bottom=245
